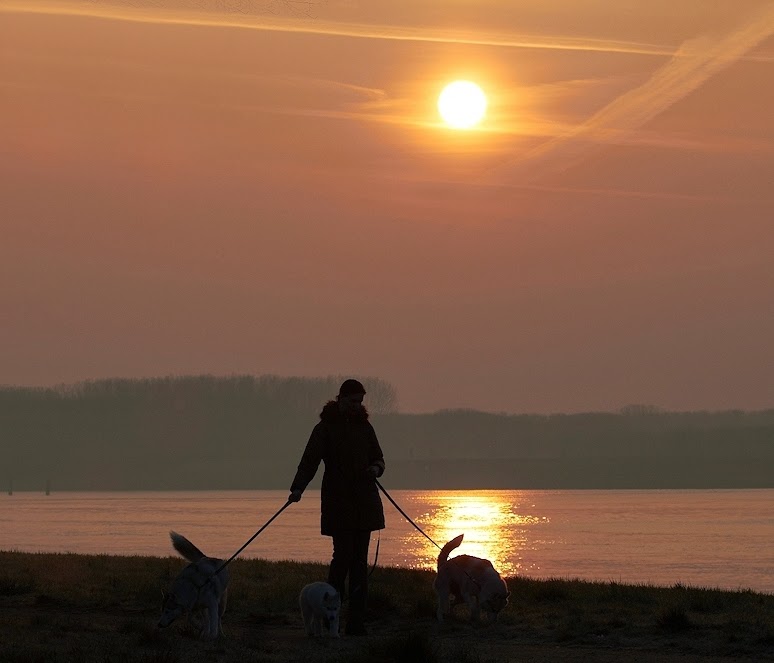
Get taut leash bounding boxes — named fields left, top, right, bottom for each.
left=179, top=499, right=293, bottom=598
left=375, top=478, right=442, bottom=550
left=375, top=479, right=481, bottom=588
left=213, top=499, right=293, bottom=576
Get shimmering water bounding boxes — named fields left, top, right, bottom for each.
left=2, top=489, right=772, bottom=593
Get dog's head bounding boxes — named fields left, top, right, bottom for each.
left=158, top=590, right=186, bottom=628
left=480, top=584, right=510, bottom=621
left=322, top=589, right=341, bottom=621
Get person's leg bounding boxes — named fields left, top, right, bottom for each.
left=327, top=531, right=354, bottom=599
left=345, top=530, right=371, bottom=634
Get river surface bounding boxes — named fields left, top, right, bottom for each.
left=2, top=489, right=772, bottom=593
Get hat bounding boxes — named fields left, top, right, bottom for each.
left=338, top=378, right=366, bottom=396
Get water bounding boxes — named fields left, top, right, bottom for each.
left=1, top=489, right=772, bottom=594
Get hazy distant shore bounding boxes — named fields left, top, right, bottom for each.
left=1, top=550, right=772, bottom=662
left=4, top=377, right=774, bottom=492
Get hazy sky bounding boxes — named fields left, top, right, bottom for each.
left=2, top=0, right=773, bottom=414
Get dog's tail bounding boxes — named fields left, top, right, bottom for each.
left=437, top=533, right=464, bottom=570
left=170, top=531, right=207, bottom=562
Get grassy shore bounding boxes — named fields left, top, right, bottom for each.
left=1, top=550, right=772, bottom=662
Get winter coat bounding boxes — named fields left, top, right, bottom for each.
left=290, top=401, right=385, bottom=535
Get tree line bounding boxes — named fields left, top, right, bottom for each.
left=1, top=375, right=772, bottom=490
left=0, top=375, right=396, bottom=491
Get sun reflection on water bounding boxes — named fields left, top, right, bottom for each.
left=402, top=491, right=549, bottom=577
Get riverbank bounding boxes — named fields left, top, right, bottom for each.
left=1, top=551, right=772, bottom=662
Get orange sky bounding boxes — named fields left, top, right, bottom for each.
left=1, top=0, right=773, bottom=413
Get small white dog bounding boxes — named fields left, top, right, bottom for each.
left=158, top=531, right=230, bottom=640
left=299, top=581, right=341, bottom=638
left=434, top=533, right=510, bottom=623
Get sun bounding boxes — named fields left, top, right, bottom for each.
left=437, top=80, right=487, bottom=129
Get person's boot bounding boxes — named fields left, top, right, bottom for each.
left=346, top=579, right=368, bottom=635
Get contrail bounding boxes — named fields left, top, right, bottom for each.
left=0, top=1, right=681, bottom=57
left=485, top=3, right=774, bottom=186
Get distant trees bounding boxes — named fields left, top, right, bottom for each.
left=2, top=377, right=773, bottom=490
left=36, top=373, right=397, bottom=414
left=619, top=404, right=664, bottom=416
left=0, top=374, right=397, bottom=491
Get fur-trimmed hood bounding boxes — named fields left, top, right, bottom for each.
left=319, top=400, right=369, bottom=422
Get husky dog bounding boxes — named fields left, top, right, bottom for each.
left=299, top=581, right=341, bottom=638
left=158, top=531, right=230, bottom=639
left=433, top=534, right=510, bottom=623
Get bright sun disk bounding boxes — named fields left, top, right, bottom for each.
left=438, top=80, right=487, bottom=129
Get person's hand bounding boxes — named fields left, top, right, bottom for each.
left=288, top=489, right=303, bottom=503
left=366, top=465, right=380, bottom=478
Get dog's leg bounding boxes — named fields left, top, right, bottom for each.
left=201, top=610, right=211, bottom=637
left=466, top=592, right=481, bottom=623
left=211, top=604, right=221, bottom=640
left=188, top=608, right=204, bottom=635
left=219, top=589, right=228, bottom=618
left=191, top=607, right=208, bottom=638
left=329, top=613, right=340, bottom=638
left=300, top=596, right=311, bottom=636
left=218, top=590, right=228, bottom=637
left=302, top=610, right=313, bottom=636
left=204, top=599, right=220, bottom=640
left=303, top=616, right=312, bottom=636
left=436, top=584, right=450, bottom=623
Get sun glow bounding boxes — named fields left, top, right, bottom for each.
left=413, top=491, right=548, bottom=577
left=437, top=80, right=487, bottom=129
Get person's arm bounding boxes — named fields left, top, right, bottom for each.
left=288, top=423, right=325, bottom=501
left=366, top=422, right=385, bottom=478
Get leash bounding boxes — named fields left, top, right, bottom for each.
left=213, top=499, right=293, bottom=576
left=173, top=500, right=293, bottom=601
left=375, top=479, right=481, bottom=589
left=375, top=478, right=442, bottom=550
left=369, top=529, right=380, bottom=577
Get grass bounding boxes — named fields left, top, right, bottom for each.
left=0, top=550, right=772, bottom=662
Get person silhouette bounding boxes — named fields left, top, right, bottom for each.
left=288, top=378, right=385, bottom=636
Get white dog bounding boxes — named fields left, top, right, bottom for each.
left=158, top=531, right=230, bottom=639
left=299, top=581, right=341, bottom=638
left=433, top=533, right=510, bottom=623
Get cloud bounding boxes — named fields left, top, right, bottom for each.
left=484, top=4, right=774, bottom=185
